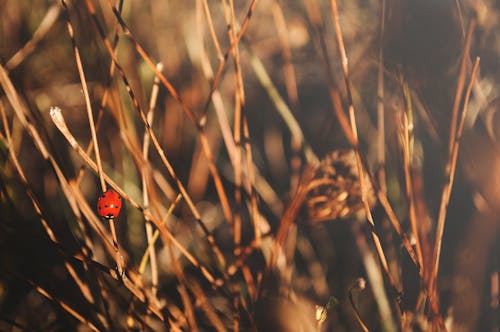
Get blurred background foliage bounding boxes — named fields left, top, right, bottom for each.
left=1, top=0, right=499, bottom=331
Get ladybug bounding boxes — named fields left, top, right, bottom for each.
left=97, top=189, right=122, bottom=220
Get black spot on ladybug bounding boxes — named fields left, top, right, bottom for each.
left=105, top=204, right=108, bottom=208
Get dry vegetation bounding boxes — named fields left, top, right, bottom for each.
left=1, top=0, right=499, bottom=331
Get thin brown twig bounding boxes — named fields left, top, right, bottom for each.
left=246, top=44, right=318, bottom=165
left=0, top=102, right=102, bottom=324
left=105, top=0, right=235, bottom=226
left=271, top=1, right=303, bottom=193
left=83, top=1, right=229, bottom=269
left=141, top=62, right=163, bottom=299
left=6, top=4, right=61, bottom=70
left=455, top=0, right=466, bottom=37
left=297, top=3, right=417, bottom=283
left=349, top=278, right=370, bottom=332
left=228, top=0, right=246, bottom=106
left=377, top=0, right=387, bottom=193
left=0, top=65, right=152, bottom=326
left=75, top=0, right=123, bottom=187
left=49, top=107, right=224, bottom=289
left=227, top=0, right=261, bottom=251
left=448, top=20, right=475, bottom=154
left=272, top=169, right=315, bottom=266
left=200, top=0, right=223, bottom=60
left=3, top=153, right=162, bottom=323
left=243, top=115, right=261, bottom=246
left=220, top=0, right=244, bottom=254
left=224, top=2, right=256, bottom=320
left=197, top=0, right=238, bottom=176
left=187, top=277, right=228, bottom=332
left=34, top=282, right=100, bottom=331
left=233, top=284, right=240, bottom=332
left=0, top=65, right=121, bottom=327
left=303, top=0, right=418, bottom=274
left=412, top=93, right=441, bottom=145
left=67, top=239, right=165, bottom=320
left=232, top=68, right=243, bottom=255
left=68, top=181, right=166, bottom=321
left=200, top=0, right=259, bottom=117
left=430, top=57, right=481, bottom=311
left=60, top=0, right=105, bottom=192
left=301, top=0, right=356, bottom=147
left=198, top=1, right=278, bottom=240
left=0, top=146, right=114, bottom=328
left=329, top=0, right=394, bottom=278
left=196, top=0, right=254, bottom=206
left=138, top=193, right=182, bottom=274
left=164, top=220, right=199, bottom=331
left=401, top=81, right=424, bottom=269
left=329, top=1, right=397, bottom=329
left=61, top=0, right=125, bottom=279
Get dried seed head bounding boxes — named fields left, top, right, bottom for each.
left=301, top=149, right=376, bottom=224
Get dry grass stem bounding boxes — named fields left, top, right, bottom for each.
left=6, top=4, right=61, bottom=71
left=448, top=20, right=475, bottom=153
left=401, top=82, right=424, bottom=269
left=377, top=0, right=387, bottom=192
left=430, top=57, right=481, bottom=309
left=349, top=278, right=370, bottom=332
left=329, top=1, right=397, bottom=328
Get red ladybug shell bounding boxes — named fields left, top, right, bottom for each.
left=97, top=189, right=122, bottom=219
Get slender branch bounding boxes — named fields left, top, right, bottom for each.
left=377, top=0, right=387, bottom=192
left=349, top=278, right=370, bottom=332
left=329, top=1, right=398, bottom=328
left=448, top=20, right=475, bottom=154
left=141, top=62, right=163, bottom=298
left=430, top=57, right=480, bottom=308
